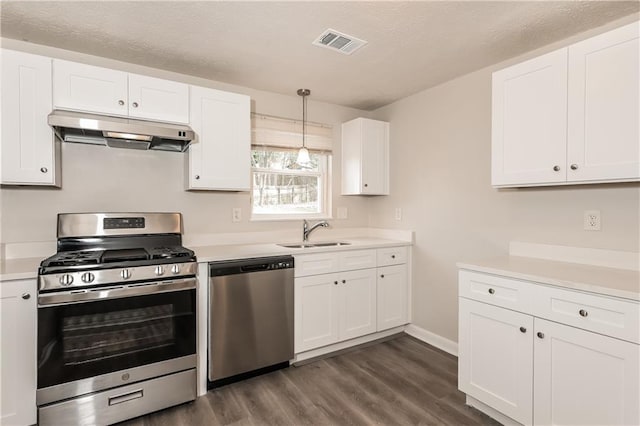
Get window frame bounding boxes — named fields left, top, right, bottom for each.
left=250, top=149, right=332, bottom=221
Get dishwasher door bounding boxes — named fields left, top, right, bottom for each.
left=208, top=256, right=294, bottom=383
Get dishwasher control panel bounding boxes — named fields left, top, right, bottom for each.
left=209, top=256, right=294, bottom=277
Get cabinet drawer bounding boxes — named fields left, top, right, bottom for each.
left=459, top=270, right=533, bottom=314
left=338, top=249, right=377, bottom=272
left=294, top=253, right=339, bottom=277
left=377, top=246, right=407, bottom=266
left=531, top=286, right=640, bottom=344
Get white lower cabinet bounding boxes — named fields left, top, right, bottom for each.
left=0, top=279, right=37, bottom=426
left=459, top=298, right=533, bottom=425
left=377, top=264, right=408, bottom=331
left=294, top=246, right=409, bottom=355
left=534, top=318, right=639, bottom=426
left=458, top=270, right=640, bottom=426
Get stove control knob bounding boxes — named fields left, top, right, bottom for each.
left=155, top=266, right=165, bottom=276
left=81, top=272, right=95, bottom=283
left=59, top=274, right=74, bottom=286
left=171, top=264, right=181, bottom=274
left=120, top=269, right=131, bottom=280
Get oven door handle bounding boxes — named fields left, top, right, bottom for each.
left=37, top=277, right=196, bottom=306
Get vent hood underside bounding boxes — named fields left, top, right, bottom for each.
left=48, top=110, right=195, bottom=152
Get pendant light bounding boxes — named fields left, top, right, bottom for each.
left=296, top=88, right=311, bottom=166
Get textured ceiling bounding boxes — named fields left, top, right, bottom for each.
left=1, top=1, right=638, bottom=110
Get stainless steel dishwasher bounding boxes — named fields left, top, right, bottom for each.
left=208, top=256, right=294, bottom=387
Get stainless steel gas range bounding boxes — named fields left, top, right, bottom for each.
left=36, top=213, right=197, bottom=426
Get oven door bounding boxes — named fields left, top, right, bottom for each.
left=37, top=278, right=196, bottom=405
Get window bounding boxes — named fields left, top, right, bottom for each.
left=251, top=148, right=331, bottom=220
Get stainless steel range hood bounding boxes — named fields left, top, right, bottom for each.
left=48, top=110, right=194, bottom=152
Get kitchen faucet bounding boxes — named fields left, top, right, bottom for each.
left=303, top=220, right=330, bottom=242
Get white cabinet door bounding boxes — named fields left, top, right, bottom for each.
left=377, top=264, right=408, bottom=331
left=53, top=59, right=128, bottom=116
left=567, top=21, right=640, bottom=182
left=458, top=298, right=534, bottom=425
left=339, top=269, right=377, bottom=341
left=341, top=118, right=389, bottom=195
left=1, top=49, right=58, bottom=186
left=128, top=74, right=189, bottom=124
left=0, top=280, right=37, bottom=426
left=534, top=318, right=639, bottom=426
left=188, top=86, right=250, bottom=191
left=295, top=273, right=340, bottom=353
left=492, top=49, right=568, bottom=186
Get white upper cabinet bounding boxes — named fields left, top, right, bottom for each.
left=492, top=21, right=640, bottom=187
left=567, top=21, right=639, bottom=182
left=341, top=117, right=389, bottom=195
left=187, top=86, right=250, bottom=191
left=492, top=49, right=568, bottom=186
left=1, top=49, right=59, bottom=186
left=53, top=59, right=189, bottom=123
left=128, top=73, right=189, bottom=123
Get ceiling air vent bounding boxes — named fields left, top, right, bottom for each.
left=312, top=28, right=367, bottom=55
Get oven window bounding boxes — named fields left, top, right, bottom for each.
left=38, top=289, right=195, bottom=389
left=62, top=304, right=176, bottom=365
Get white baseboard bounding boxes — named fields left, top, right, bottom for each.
left=404, top=324, right=458, bottom=357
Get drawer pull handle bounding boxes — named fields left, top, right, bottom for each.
left=488, top=288, right=495, bottom=295
left=108, top=389, right=143, bottom=406
left=391, top=255, right=396, bottom=259
left=342, top=279, right=346, bottom=284
left=537, top=332, right=544, bottom=339
left=380, top=274, right=385, bottom=278
left=22, top=293, right=31, bottom=300
left=334, top=281, right=338, bottom=285
left=579, top=309, right=588, bottom=317
left=519, top=327, right=526, bottom=333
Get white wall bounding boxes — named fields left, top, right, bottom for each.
left=0, top=39, right=372, bottom=245
left=369, top=16, right=640, bottom=342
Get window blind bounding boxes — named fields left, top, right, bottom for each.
left=251, top=113, right=333, bottom=152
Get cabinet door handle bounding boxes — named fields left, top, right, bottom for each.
left=364, top=184, right=368, bottom=188
left=519, top=326, right=526, bottom=333
left=380, top=274, right=385, bottom=278
left=132, top=102, right=139, bottom=108
left=391, top=255, right=396, bottom=259
left=40, top=167, right=48, bottom=173
left=488, top=288, right=495, bottom=295
left=342, top=279, right=346, bottom=284
left=553, top=165, right=560, bottom=172
left=537, top=332, right=544, bottom=339
left=21, top=293, right=31, bottom=300
left=195, top=175, right=200, bottom=180
left=579, top=309, right=588, bottom=317
left=570, top=164, right=578, bottom=170
left=334, top=281, right=338, bottom=285
left=118, top=99, right=125, bottom=106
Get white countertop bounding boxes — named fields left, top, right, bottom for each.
left=193, top=238, right=411, bottom=263
left=0, top=257, right=42, bottom=281
left=0, top=238, right=411, bottom=281
left=458, top=256, right=640, bottom=301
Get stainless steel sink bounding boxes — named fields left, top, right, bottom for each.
left=278, top=242, right=351, bottom=249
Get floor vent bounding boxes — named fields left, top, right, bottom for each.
left=312, top=29, right=367, bottom=55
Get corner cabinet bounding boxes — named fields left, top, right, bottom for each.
left=492, top=21, right=639, bottom=187
left=187, top=86, right=251, bottom=191
left=341, top=118, right=389, bottom=195
left=458, top=269, right=640, bottom=426
left=1, top=49, right=59, bottom=186
left=294, top=247, right=408, bottom=355
left=53, top=59, right=189, bottom=124
left=0, top=279, right=37, bottom=426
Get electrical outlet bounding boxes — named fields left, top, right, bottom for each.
left=395, top=208, right=402, bottom=221
left=337, top=207, right=348, bottom=220
left=583, top=210, right=601, bottom=231
left=232, top=208, right=242, bottom=223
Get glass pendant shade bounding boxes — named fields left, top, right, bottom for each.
left=296, top=146, right=311, bottom=165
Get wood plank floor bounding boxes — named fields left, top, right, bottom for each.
left=121, top=335, right=499, bottom=425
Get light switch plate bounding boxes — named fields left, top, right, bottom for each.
left=232, top=208, right=242, bottom=223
